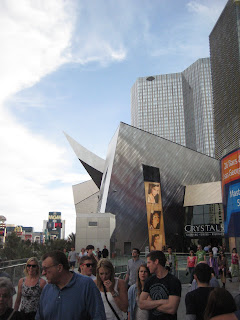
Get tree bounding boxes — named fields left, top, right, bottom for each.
left=0, top=232, right=72, bottom=261
left=67, top=233, right=75, bottom=248
left=1, top=232, right=33, bottom=260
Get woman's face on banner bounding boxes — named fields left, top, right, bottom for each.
left=151, top=185, right=159, bottom=197
left=152, top=213, right=160, bottom=227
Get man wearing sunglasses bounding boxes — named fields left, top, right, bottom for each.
left=35, top=250, right=106, bottom=320
left=78, top=256, right=96, bottom=280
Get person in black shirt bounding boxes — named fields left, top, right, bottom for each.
left=139, top=250, right=181, bottom=320
left=102, top=245, right=109, bottom=258
left=185, top=263, right=213, bottom=320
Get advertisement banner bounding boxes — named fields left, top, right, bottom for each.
left=14, top=225, right=23, bottom=236
left=144, top=181, right=166, bottom=251
left=48, top=212, right=62, bottom=239
left=221, top=149, right=240, bottom=236
left=143, top=165, right=166, bottom=251
left=25, top=234, right=32, bottom=241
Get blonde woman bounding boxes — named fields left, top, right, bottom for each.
left=14, top=257, right=46, bottom=320
left=94, top=259, right=128, bottom=320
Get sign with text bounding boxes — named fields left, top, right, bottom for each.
left=184, top=224, right=224, bottom=238
left=47, top=212, right=62, bottom=239
left=48, top=212, right=61, bottom=220
left=221, top=149, right=240, bottom=237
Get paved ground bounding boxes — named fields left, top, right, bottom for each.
left=178, top=278, right=240, bottom=318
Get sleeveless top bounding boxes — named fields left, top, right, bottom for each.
left=232, top=253, right=239, bottom=265
left=20, top=277, right=42, bottom=313
left=134, top=296, right=149, bottom=320
left=100, top=278, right=126, bottom=320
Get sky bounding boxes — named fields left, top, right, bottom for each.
left=0, top=0, right=228, bottom=238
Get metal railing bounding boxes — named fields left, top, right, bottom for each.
left=112, top=252, right=232, bottom=283
left=0, top=253, right=232, bottom=285
left=0, top=262, right=27, bottom=286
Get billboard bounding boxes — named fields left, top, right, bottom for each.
left=14, top=225, right=23, bottom=236
left=25, top=234, right=32, bottom=241
left=221, top=148, right=240, bottom=237
left=47, top=212, right=62, bottom=239
left=143, top=165, right=166, bottom=250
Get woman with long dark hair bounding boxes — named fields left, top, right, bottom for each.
left=128, top=264, right=150, bottom=320
left=147, top=184, right=160, bottom=204
left=204, top=288, right=236, bottom=320
left=186, top=250, right=197, bottom=284
left=150, top=234, right=161, bottom=250
left=149, top=211, right=160, bottom=229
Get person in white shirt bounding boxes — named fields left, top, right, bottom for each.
left=212, top=246, right=218, bottom=258
left=78, top=248, right=87, bottom=263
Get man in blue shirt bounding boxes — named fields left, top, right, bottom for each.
left=36, top=250, right=106, bottom=320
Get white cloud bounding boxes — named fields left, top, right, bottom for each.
left=145, top=0, right=227, bottom=61
left=187, top=0, right=227, bottom=24
left=69, top=1, right=133, bottom=65
left=0, top=106, right=91, bottom=235
left=0, top=0, right=88, bottom=236
left=0, top=0, right=137, bottom=237
left=0, top=0, right=76, bottom=103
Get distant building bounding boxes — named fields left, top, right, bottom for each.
left=43, top=212, right=65, bottom=240
left=131, top=58, right=215, bottom=157
left=5, top=225, right=44, bottom=243
left=209, top=0, right=240, bottom=159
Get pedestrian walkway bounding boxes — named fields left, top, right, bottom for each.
left=12, top=272, right=240, bottom=317
left=178, top=279, right=240, bottom=318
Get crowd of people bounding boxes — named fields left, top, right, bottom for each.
left=1, top=245, right=240, bottom=320
left=185, top=245, right=240, bottom=288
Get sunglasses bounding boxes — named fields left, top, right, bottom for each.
left=27, top=264, right=38, bottom=268
left=83, top=263, right=94, bottom=268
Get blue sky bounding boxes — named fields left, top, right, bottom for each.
left=0, top=0, right=227, bottom=237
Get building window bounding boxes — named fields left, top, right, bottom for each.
left=88, top=222, right=98, bottom=227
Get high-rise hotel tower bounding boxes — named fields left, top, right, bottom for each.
left=209, top=0, right=240, bottom=160
left=131, top=58, right=215, bottom=157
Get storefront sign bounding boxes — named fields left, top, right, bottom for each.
left=184, top=224, right=224, bottom=237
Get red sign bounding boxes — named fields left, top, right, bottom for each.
left=25, top=234, right=32, bottom=241
left=55, top=222, right=62, bottom=228
left=221, top=149, right=240, bottom=190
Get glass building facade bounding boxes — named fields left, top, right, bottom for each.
left=131, top=58, right=215, bottom=157
left=209, top=0, right=240, bottom=160
left=183, top=59, right=215, bottom=157
left=185, top=204, right=223, bottom=226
